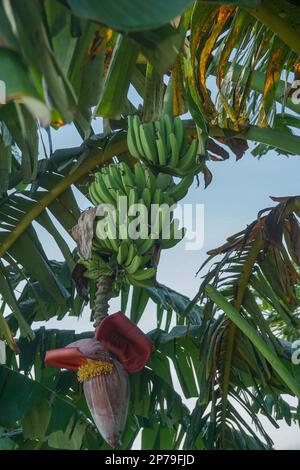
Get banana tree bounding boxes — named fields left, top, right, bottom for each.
left=0, top=0, right=300, bottom=450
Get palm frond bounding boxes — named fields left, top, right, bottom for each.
left=187, top=1, right=300, bottom=145
left=187, top=195, right=300, bottom=448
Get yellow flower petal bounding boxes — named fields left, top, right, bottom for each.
left=77, top=358, right=113, bottom=382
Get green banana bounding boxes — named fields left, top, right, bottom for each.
left=164, top=114, right=173, bottom=153
left=117, top=240, right=129, bottom=265
left=91, top=175, right=116, bottom=205
left=90, top=181, right=109, bottom=206
left=133, top=115, right=144, bottom=156
left=125, top=254, right=143, bottom=274
left=156, top=173, right=172, bottom=191
left=95, top=222, right=115, bottom=251
left=168, top=174, right=194, bottom=201
left=128, top=114, right=200, bottom=178
left=88, top=114, right=199, bottom=285
left=154, top=119, right=167, bottom=146
left=109, top=164, right=126, bottom=194
left=174, top=116, right=184, bottom=152
left=124, top=243, right=136, bottom=267
left=151, top=203, right=169, bottom=239
left=156, top=134, right=167, bottom=166
left=168, top=132, right=179, bottom=169
left=119, top=162, right=135, bottom=196
left=144, top=122, right=158, bottom=158
left=108, top=237, right=120, bottom=253
left=102, top=172, right=118, bottom=202
left=144, top=167, right=156, bottom=195
left=178, top=139, right=198, bottom=173
left=134, top=161, right=146, bottom=197
left=137, top=237, right=156, bottom=255
left=138, top=253, right=152, bottom=268
left=160, top=223, right=186, bottom=249
left=92, top=232, right=116, bottom=255
left=89, top=182, right=101, bottom=205
left=105, top=223, right=119, bottom=252
left=160, top=236, right=183, bottom=249
left=92, top=238, right=107, bottom=254
left=128, top=187, right=138, bottom=208
left=142, top=187, right=152, bottom=209
left=127, top=115, right=140, bottom=158
left=126, top=274, right=154, bottom=288
left=139, top=124, right=158, bottom=165
left=131, top=267, right=156, bottom=281
left=153, top=188, right=163, bottom=205
left=92, top=237, right=103, bottom=251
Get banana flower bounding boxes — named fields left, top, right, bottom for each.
left=45, top=312, right=152, bottom=447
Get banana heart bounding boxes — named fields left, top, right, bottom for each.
left=45, top=337, right=129, bottom=448
left=45, top=313, right=153, bottom=447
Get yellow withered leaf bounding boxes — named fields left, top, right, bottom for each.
left=171, top=53, right=187, bottom=116
left=199, top=6, right=234, bottom=120
left=263, top=37, right=288, bottom=120
left=217, top=9, right=250, bottom=91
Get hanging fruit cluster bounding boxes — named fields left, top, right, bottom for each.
left=87, top=160, right=189, bottom=289
left=127, top=114, right=205, bottom=176
left=83, top=114, right=205, bottom=292
left=45, top=113, right=206, bottom=449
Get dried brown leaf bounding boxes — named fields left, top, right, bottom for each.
left=71, top=263, right=89, bottom=302
left=225, top=137, right=248, bottom=161
left=285, top=215, right=300, bottom=264
left=71, top=207, right=97, bottom=259
left=203, top=165, right=213, bottom=188
left=208, top=138, right=230, bottom=160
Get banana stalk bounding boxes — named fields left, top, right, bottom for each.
left=93, top=275, right=114, bottom=327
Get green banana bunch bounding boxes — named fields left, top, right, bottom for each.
left=87, top=158, right=190, bottom=289
left=126, top=267, right=157, bottom=288
left=92, top=223, right=157, bottom=286
left=90, top=161, right=174, bottom=207
left=116, top=239, right=157, bottom=286
left=90, top=161, right=179, bottom=217
left=127, top=114, right=206, bottom=177
left=89, top=163, right=134, bottom=207
left=79, top=254, right=114, bottom=280
left=90, top=161, right=189, bottom=246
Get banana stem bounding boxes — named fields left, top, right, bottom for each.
left=93, top=275, right=114, bottom=327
